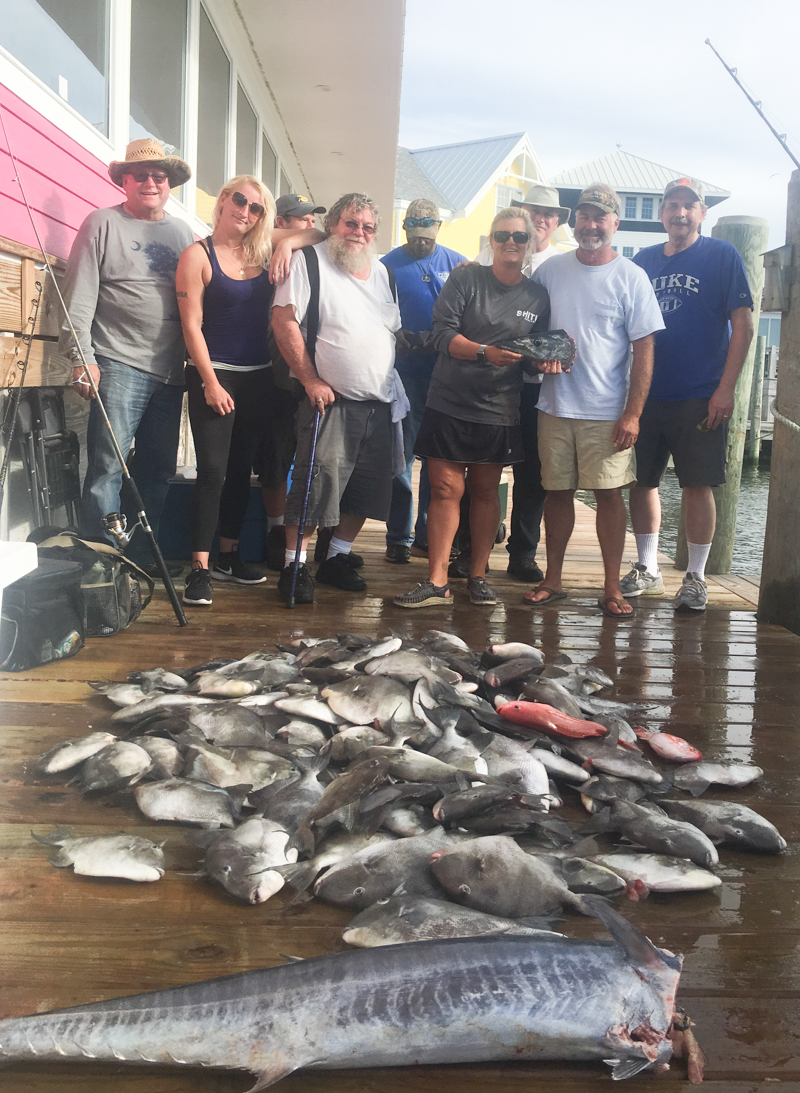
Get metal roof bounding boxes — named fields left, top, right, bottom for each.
left=409, top=133, right=528, bottom=215
left=551, top=150, right=729, bottom=199
left=395, top=147, right=454, bottom=212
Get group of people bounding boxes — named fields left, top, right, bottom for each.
left=62, top=138, right=753, bottom=617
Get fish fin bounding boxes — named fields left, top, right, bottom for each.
left=31, top=827, right=71, bottom=846
left=46, top=849, right=73, bottom=868
left=688, top=780, right=711, bottom=798
left=582, top=894, right=678, bottom=971
left=580, top=805, right=615, bottom=834
left=562, top=834, right=601, bottom=857
left=605, top=1056, right=655, bottom=1080
left=247, top=1062, right=299, bottom=1092
left=286, top=824, right=315, bottom=860
left=279, top=953, right=304, bottom=963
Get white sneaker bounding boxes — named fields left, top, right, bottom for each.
left=620, top=561, right=665, bottom=598
left=674, top=571, right=708, bottom=613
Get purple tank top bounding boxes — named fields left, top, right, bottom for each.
left=200, top=237, right=273, bottom=368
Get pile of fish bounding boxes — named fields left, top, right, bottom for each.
left=19, top=627, right=784, bottom=1084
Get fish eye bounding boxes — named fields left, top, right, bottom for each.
left=377, top=897, right=390, bottom=905
left=458, top=884, right=471, bottom=895
left=534, top=338, right=543, bottom=347
left=221, top=865, right=231, bottom=874
left=353, top=886, right=366, bottom=896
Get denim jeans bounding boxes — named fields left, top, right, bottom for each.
left=386, top=362, right=433, bottom=548
left=81, top=357, right=184, bottom=563
left=506, top=381, right=546, bottom=559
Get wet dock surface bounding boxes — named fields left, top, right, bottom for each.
left=1, top=505, right=798, bottom=1091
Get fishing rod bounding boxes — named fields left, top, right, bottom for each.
left=0, top=106, right=187, bottom=626
left=0, top=280, right=42, bottom=513
left=705, top=39, right=800, bottom=170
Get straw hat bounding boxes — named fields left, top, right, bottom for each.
left=109, top=138, right=191, bottom=188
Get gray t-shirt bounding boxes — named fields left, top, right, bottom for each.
left=426, top=264, right=550, bottom=425
left=60, top=204, right=195, bottom=384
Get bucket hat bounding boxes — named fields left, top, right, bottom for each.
left=512, top=184, right=571, bottom=225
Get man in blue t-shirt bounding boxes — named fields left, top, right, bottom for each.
left=381, top=199, right=467, bottom=562
left=625, top=177, right=753, bottom=612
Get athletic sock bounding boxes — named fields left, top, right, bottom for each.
left=267, top=515, right=285, bottom=531
left=327, top=536, right=353, bottom=560
left=634, top=533, right=660, bottom=575
left=686, top=542, right=712, bottom=580
left=284, top=549, right=307, bottom=568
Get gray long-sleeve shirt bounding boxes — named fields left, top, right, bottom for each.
left=59, top=204, right=195, bottom=384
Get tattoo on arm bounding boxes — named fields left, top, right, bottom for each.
left=176, top=291, right=188, bottom=298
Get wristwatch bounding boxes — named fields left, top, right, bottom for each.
left=476, top=344, right=487, bottom=363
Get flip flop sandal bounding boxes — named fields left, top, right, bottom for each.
left=523, top=585, right=567, bottom=607
left=598, top=596, right=634, bottom=619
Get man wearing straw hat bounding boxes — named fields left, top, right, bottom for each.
left=61, top=138, right=193, bottom=576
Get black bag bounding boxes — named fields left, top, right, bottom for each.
left=0, top=559, right=84, bottom=671
left=34, top=532, right=154, bottom=637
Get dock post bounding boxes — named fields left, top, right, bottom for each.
left=745, top=335, right=767, bottom=465
left=674, top=215, right=769, bottom=572
left=758, top=171, right=800, bottom=634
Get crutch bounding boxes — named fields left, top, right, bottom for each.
left=287, top=407, right=321, bottom=609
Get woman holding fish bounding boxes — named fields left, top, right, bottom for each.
left=395, top=207, right=556, bottom=609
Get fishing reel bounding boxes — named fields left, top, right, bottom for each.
left=103, top=512, right=139, bottom=549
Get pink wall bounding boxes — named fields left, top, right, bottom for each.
left=0, top=82, right=124, bottom=260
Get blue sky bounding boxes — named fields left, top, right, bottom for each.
left=398, top=0, right=799, bottom=249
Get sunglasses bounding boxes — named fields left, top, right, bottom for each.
left=404, top=217, right=440, bottom=228
left=343, top=219, right=376, bottom=235
left=493, top=230, right=530, bottom=244
left=126, top=169, right=169, bottom=184
left=231, top=191, right=265, bottom=217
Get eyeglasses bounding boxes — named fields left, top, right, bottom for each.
left=342, top=219, right=376, bottom=235
left=126, top=169, right=169, bottom=184
left=404, top=217, right=440, bottom=228
left=492, top=230, right=530, bottom=244
left=231, top=191, right=265, bottom=217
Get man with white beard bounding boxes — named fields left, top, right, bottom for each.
left=271, top=193, right=402, bottom=604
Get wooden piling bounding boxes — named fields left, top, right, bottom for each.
left=758, top=171, right=800, bottom=634
left=745, top=334, right=767, bottom=465
left=675, top=215, right=768, bottom=572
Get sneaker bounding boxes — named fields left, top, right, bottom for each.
left=674, top=571, right=707, bottom=613
left=506, top=555, right=544, bottom=583
left=265, top=526, right=286, bottom=571
left=394, top=581, right=453, bottom=608
left=620, top=561, right=665, bottom=598
left=467, top=576, right=497, bottom=605
left=316, top=554, right=368, bottom=592
left=211, top=551, right=267, bottom=585
left=135, top=560, right=183, bottom=579
left=183, top=567, right=213, bottom=606
left=385, top=543, right=411, bottom=564
left=410, top=540, right=428, bottom=557
left=278, top=562, right=314, bottom=605
left=314, top=527, right=364, bottom=568
left=448, top=551, right=489, bottom=580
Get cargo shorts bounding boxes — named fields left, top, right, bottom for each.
left=537, top=410, right=637, bottom=491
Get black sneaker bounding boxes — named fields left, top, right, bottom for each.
left=278, top=562, right=314, bottom=605
left=314, top=527, right=364, bottom=568
left=467, top=576, right=497, bottom=605
left=265, top=526, right=286, bottom=571
left=410, top=540, right=428, bottom=558
left=448, top=551, right=489, bottom=579
left=183, top=566, right=213, bottom=606
left=211, top=551, right=267, bottom=584
left=316, top=554, right=368, bottom=591
left=385, top=543, right=411, bottom=564
left=506, top=555, right=544, bottom=582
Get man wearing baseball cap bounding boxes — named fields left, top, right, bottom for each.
left=275, top=193, right=326, bottom=229
left=624, top=178, right=754, bottom=612
left=527, top=182, right=664, bottom=617
left=61, top=138, right=194, bottom=576
left=380, top=198, right=467, bottom=563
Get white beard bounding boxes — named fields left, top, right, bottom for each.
left=327, top=234, right=375, bottom=273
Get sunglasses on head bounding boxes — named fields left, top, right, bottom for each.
left=231, top=191, right=265, bottom=217
left=343, top=219, right=376, bottom=235
left=493, top=230, right=530, bottom=244
left=127, top=169, right=169, bottom=184
left=404, top=217, right=440, bottom=228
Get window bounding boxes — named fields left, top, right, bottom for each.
left=624, top=196, right=637, bottom=219
left=196, top=7, right=230, bottom=224
left=496, top=183, right=524, bottom=212
left=261, top=133, right=278, bottom=193
left=623, top=246, right=634, bottom=258
left=280, top=169, right=291, bottom=197
left=129, top=0, right=186, bottom=157
left=641, top=196, right=654, bottom=220
left=1, top=0, right=109, bottom=134
left=236, top=84, right=257, bottom=176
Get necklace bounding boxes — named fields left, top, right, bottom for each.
left=416, top=255, right=433, bottom=282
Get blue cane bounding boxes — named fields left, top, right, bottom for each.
left=287, top=407, right=322, bottom=609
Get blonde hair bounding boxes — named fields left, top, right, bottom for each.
left=490, top=206, right=537, bottom=259
left=212, top=175, right=277, bottom=268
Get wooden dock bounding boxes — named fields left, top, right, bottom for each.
left=1, top=500, right=798, bottom=1091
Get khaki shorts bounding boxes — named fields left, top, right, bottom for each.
left=538, top=411, right=637, bottom=491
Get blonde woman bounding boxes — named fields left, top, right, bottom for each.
left=176, top=175, right=321, bottom=606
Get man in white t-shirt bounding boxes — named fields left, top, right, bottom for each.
left=526, top=183, right=664, bottom=618
left=271, top=192, right=402, bottom=605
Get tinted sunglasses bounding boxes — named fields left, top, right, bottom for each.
left=343, top=219, right=376, bottom=235
left=231, top=191, right=265, bottom=217
left=493, top=230, right=530, bottom=244
left=404, top=217, right=440, bottom=228
left=127, top=169, right=169, bottom=184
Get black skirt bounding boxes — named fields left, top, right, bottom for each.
left=414, top=407, right=524, bottom=465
